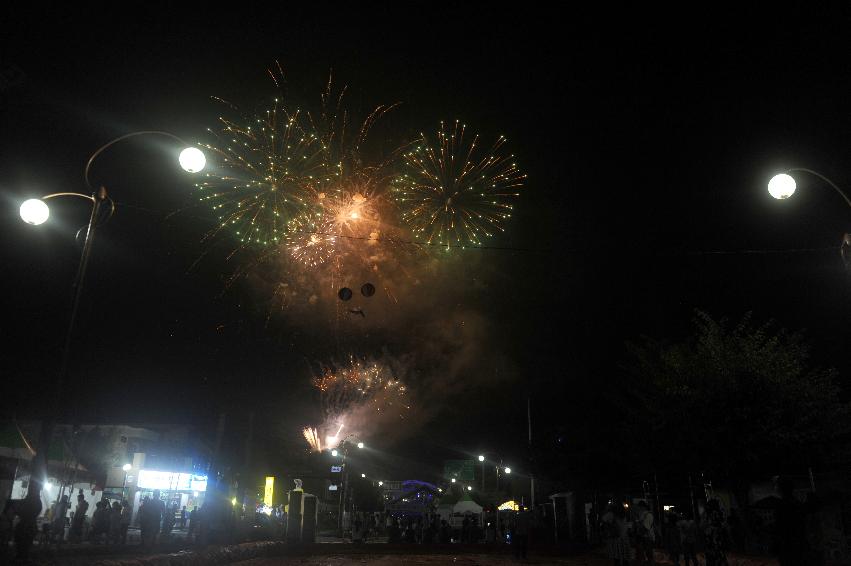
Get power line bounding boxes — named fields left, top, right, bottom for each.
left=112, top=201, right=844, bottom=258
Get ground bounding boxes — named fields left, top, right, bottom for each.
left=236, top=555, right=609, bottom=565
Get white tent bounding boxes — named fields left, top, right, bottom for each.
left=453, top=493, right=483, bottom=514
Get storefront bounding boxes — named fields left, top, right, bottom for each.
left=131, top=469, right=207, bottom=523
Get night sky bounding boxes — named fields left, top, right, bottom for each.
left=2, top=8, right=851, bottom=481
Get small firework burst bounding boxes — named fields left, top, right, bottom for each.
left=392, top=120, right=525, bottom=247
left=312, top=357, right=409, bottom=424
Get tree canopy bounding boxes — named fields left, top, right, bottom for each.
left=624, top=310, right=849, bottom=481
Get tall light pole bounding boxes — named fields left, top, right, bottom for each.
left=333, top=435, right=363, bottom=538
left=16, top=132, right=204, bottom=553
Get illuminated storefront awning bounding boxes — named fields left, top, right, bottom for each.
left=498, top=500, right=520, bottom=511
left=137, top=470, right=207, bottom=492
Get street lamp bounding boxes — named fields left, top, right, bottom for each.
left=357, top=442, right=364, bottom=449
left=18, top=131, right=205, bottom=534
left=504, top=467, right=511, bottom=474
left=767, top=168, right=851, bottom=266
left=20, top=199, right=50, bottom=225
left=768, top=173, right=797, bottom=200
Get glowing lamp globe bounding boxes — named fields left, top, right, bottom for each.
left=21, top=199, right=49, bottom=225
left=467, top=486, right=472, bottom=491
left=504, top=467, right=511, bottom=474
left=122, top=463, right=132, bottom=472
left=331, top=449, right=338, bottom=457
left=478, top=455, right=485, bottom=462
left=179, top=147, right=206, bottom=173
left=357, top=442, right=364, bottom=449
left=768, top=173, right=796, bottom=199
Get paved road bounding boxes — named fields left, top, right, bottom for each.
left=235, top=554, right=610, bottom=565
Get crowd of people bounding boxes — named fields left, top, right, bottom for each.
left=0, top=488, right=198, bottom=553
left=601, top=499, right=731, bottom=566
left=347, top=509, right=532, bottom=558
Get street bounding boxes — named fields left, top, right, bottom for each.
left=234, top=555, right=607, bottom=565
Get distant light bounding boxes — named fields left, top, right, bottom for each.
left=331, top=449, right=338, bottom=457
left=438, top=488, right=443, bottom=492
left=504, top=467, right=511, bottom=474
left=361, top=473, right=366, bottom=478
left=478, top=455, right=485, bottom=462
left=768, top=173, right=796, bottom=199
left=231, top=497, right=237, bottom=506
left=357, top=442, right=364, bottom=449
left=20, top=199, right=49, bottom=225
left=122, top=463, right=132, bottom=472
left=451, top=478, right=456, bottom=483
left=45, top=482, right=53, bottom=490
left=467, top=486, right=472, bottom=491
left=664, top=505, right=675, bottom=511
left=179, top=147, right=206, bottom=173
left=378, top=481, right=383, bottom=486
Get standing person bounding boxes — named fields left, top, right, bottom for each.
left=69, top=493, right=89, bottom=542
left=150, top=490, right=165, bottom=545
left=511, top=508, right=531, bottom=561
left=180, top=505, right=187, bottom=529
left=139, top=496, right=155, bottom=548
left=109, top=501, right=122, bottom=544
left=0, top=499, right=15, bottom=562
left=602, top=502, right=632, bottom=566
left=677, top=511, right=699, bottom=566
left=90, top=500, right=109, bottom=543
left=634, top=501, right=656, bottom=565
left=775, top=476, right=807, bottom=566
left=51, top=494, right=70, bottom=543
left=120, top=499, right=132, bottom=544
left=663, top=511, right=683, bottom=566
left=702, top=499, right=729, bottom=566
left=161, top=503, right=176, bottom=539
left=188, top=506, right=198, bottom=538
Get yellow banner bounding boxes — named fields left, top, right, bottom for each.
left=264, top=476, right=274, bottom=507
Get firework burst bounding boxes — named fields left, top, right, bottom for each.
left=195, top=98, right=340, bottom=246
left=311, top=356, right=409, bottom=437
left=392, top=120, right=526, bottom=247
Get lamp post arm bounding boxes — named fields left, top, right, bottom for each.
left=41, top=190, right=115, bottom=225
left=787, top=168, right=851, bottom=210
left=42, top=192, right=95, bottom=202
left=84, top=131, right=190, bottom=191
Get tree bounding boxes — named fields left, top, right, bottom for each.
left=625, top=310, right=850, bottom=482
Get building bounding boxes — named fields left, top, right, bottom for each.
left=0, top=420, right=210, bottom=522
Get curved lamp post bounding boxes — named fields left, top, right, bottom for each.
left=768, top=168, right=851, bottom=266
left=18, top=131, right=204, bottom=534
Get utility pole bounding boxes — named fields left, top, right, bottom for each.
left=528, top=395, right=535, bottom=509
